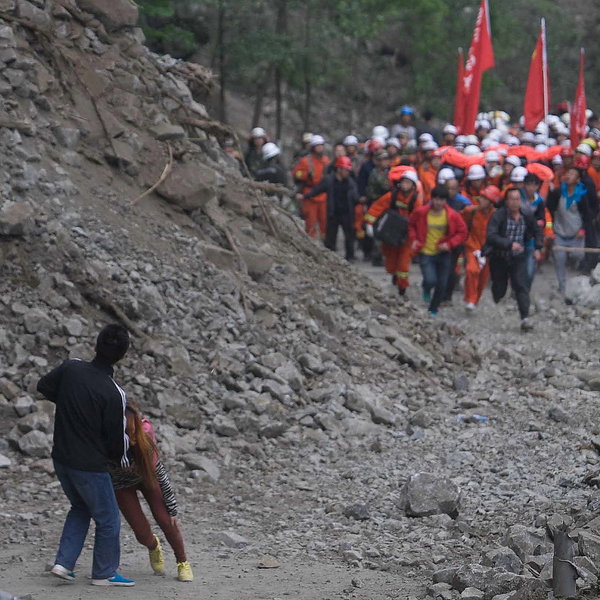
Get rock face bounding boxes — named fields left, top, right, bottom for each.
left=0, top=202, right=34, bottom=236
left=76, top=0, right=139, bottom=31
left=400, top=473, right=461, bottom=518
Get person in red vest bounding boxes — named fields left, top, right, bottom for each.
left=293, top=135, right=331, bottom=239
left=463, top=185, right=499, bottom=311
left=364, top=168, right=422, bottom=296
left=409, top=185, right=467, bottom=316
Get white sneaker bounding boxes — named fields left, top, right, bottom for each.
left=465, top=302, right=475, bottom=311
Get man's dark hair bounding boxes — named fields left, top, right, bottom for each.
left=95, top=324, right=130, bottom=365
left=524, top=173, right=541, bottom=185
left=422, top=109, right=434, bottom=122
left=431, top=185, right=449, bottom=201
left=506, top=187, right=521, bottom=200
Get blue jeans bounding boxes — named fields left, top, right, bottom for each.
left=420, top=251, right=452, bottom=313
left=53, top=461, right=120, bottom=579
left=524, top=243, right=536, bottom=291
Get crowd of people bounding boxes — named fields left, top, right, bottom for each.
left=236, top=105, right=600, bottom=330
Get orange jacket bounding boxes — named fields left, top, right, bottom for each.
left=293, top=153, right=330, bottom=202
left=364, top=189, right=421, bottom=224
left=418, top=165, right=437, bottom=204
left=463, top=206, right=495, bottom=251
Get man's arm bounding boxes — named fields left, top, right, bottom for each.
left=37, top=361, right=68, bottom=403
left=485, top=211, right=512, bottom=250
left=102, top=385, right=130, bottom=467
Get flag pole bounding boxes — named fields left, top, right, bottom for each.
left=541, top=18, right=548, bottom=122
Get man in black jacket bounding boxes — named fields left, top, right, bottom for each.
left=485, top=187, right=543, bottom=331
left=38, top=324, right=135, bottom=587
left=301, top=156, right=359, bottom=261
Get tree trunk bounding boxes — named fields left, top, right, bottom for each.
left=251, top=65, right=275, bottom=129
left=302, top=1, right=311, bottom=132
left=217, top=0, right=227, bottom=123
left=274, top=0, right=287, bottom=142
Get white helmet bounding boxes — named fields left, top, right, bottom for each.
left=481, top=138, right=495, bottom=150
left=510, top=166, right=528, bottom=182
left=521, top=132, right=536, bottom=143
left=505, top=155, right=521, bottom=168
left=386, top=137, right=401, bottom=149
left=343, top=135, right=359, bottom=146
left=372, top=125, right=389, bottom=139
left=443, top=124, right=458, bottom=135
left=535, top=144, right=548, bottom=153
left=401, top=170, right=419, bottom=184
left=485, top=150, right=500, bottom=163
left=262, top=142, right=281, bottom=160
left=576, top=143, right=593, bottom=157
left=506, top=135, right=520, bottom=146
left=561, top=113, right=571, bottom=125
left=464, top=145, right=482, bottom=156
left=310, top=134, right=325, bottom=147
left=251, top=126, right=266, bottom=138
left=466, top=135, right=479, bottom=146
left=455, top=135, right=468, bottom=145
left=372, top=135, right=387, bottom=146
left=422, top=140, right=438, bottom=151
left=534, top=133, right=547, bottom=144
left=467, top=164, right=486, bottom=180
left=476, top=119, right=491, bottom=131
left=437, top=167, right=456, bottom=184
left=419, top=132, right=434, bottom=143
left=552, top=154, right=563, bottom=165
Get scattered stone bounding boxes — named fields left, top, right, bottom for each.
left=0, top=202, right=34, bottom=236
left=216, top=531, right=250, bottom=549
left=0, top=453, right=11, bottom=468
left=401, top=473, right=460, bottom=518
left=343, top=503, right=370, bottom=521
left=18, top=430, right=51, bottom=457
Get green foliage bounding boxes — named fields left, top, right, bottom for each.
left=136, top=1, right=600, bottom=128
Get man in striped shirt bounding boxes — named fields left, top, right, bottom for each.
left=37, top=324, right=135, bottom=587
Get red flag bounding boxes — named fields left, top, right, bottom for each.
left=523, top=19, right=550, bottom=131
left=453, top=48, right=465, bottom=131
left=570, top=48, right=586, bottom=149
left=459, top=0, right=495, bottom=134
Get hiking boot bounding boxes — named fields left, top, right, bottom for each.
left=465, top=302, right=475, bottom=312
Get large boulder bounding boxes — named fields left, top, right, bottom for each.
left=76, top=0, right=138, bottom=32
left=503, top=525, right=548, bottom=561
left=0, top=202, right=34, bottom=236
left=565, top=275, right=592, bottom=305
left=157, top=161, right=222, bottom=212
left=400, top=472, right=461, bottom=518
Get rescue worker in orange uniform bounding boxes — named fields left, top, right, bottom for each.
left=463, top=185, right=499, bottom=311
left=363, top=168, right=422, bottom=296
left=293, top=134, right=330, bottom=239
left=462, top=165, right=486, bottom=205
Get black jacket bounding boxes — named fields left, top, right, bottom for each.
left=37, top=359, right=129, bottom=472
left=305, top=174, right=359, bottom=218
left=254, top=160, right=288, bottom=186
left=484, top=206, right=543, bottom=257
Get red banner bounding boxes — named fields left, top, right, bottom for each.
left=458, top=0, right=495, bottom=134
left=453, top=48, right=465, bottom=132
left=523, top=19, right=550, bottom=132
left=570, top=48, right=586, bottom=148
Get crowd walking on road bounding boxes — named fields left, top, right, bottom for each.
left=239, top=105, right=600, bottom=330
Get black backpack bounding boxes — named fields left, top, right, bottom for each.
left=374, top=189, right=414, bottom=247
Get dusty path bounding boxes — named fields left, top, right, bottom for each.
left=3, top=252, right=600, bottom=600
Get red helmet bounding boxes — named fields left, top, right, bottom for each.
left=560, top=147, right=575, bottom=158
left=335, top=156, right=353, bottom=171
left=480, top=185, right=501, bottom=204
left=574, top=155, right=591, bottom=170
left=367, top=139, right=383, bottom=154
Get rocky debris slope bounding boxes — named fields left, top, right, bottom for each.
left=3, top=3, right=600, bottom=600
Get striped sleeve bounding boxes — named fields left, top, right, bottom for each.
left=155, top=460, right=178, bottom=516
left=110, top=378, right=130, bottom=468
